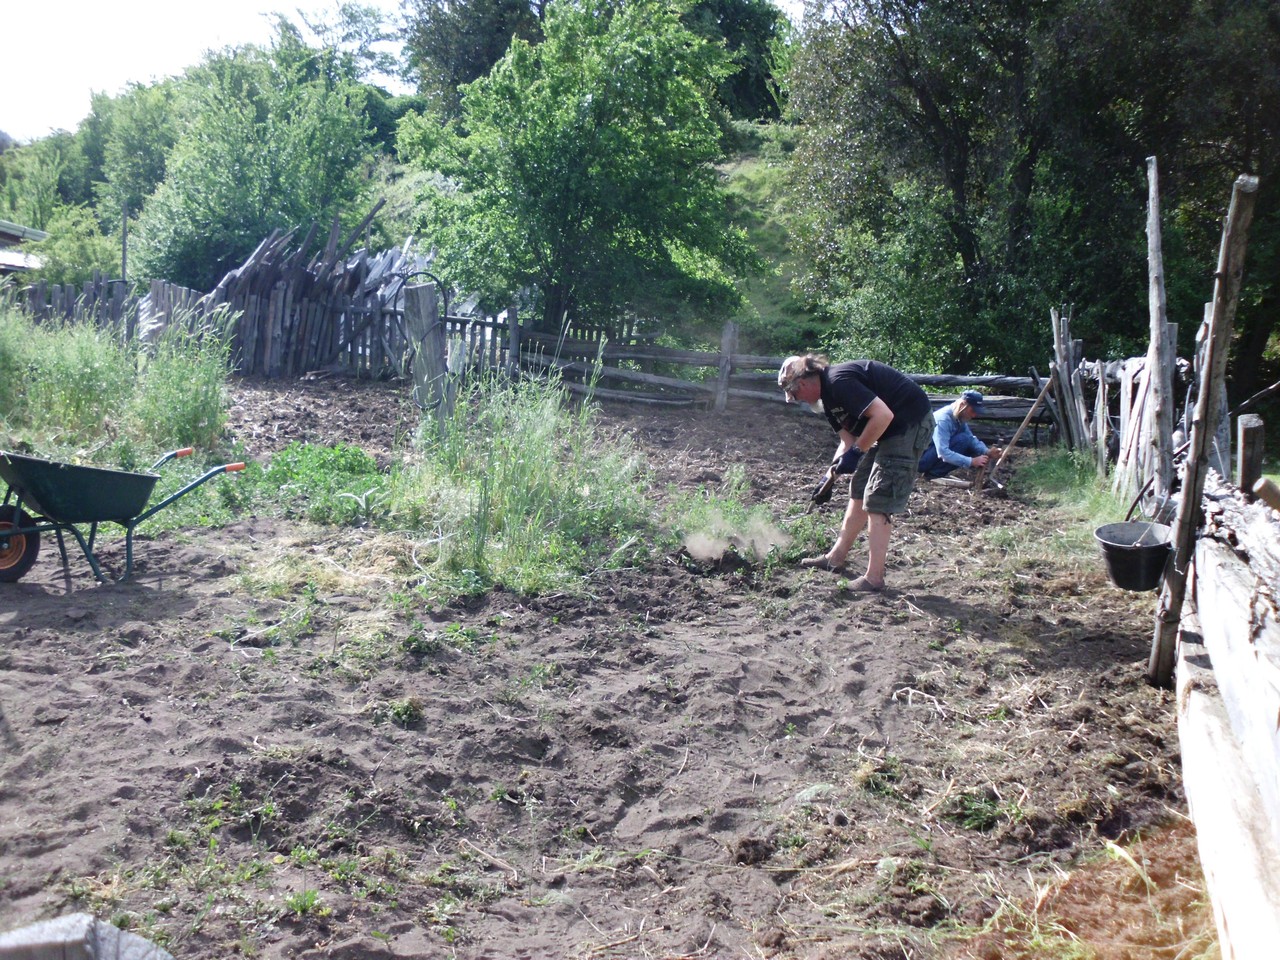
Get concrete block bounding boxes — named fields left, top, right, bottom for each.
left=0, top=913, right=174, bottom=960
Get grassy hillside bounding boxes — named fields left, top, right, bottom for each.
left=720, top=122, right=829, bottom=356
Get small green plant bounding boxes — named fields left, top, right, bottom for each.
left=284, top=888, right=325, bottom=918
left=951, top=791, right=1004, bottom=831
left=261, top=442, right=388, bottom=525
left=369, top=696, right=424, bottom=727
left=852, top=754, right=904, bottom=799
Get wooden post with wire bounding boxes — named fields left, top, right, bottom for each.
left=1149, top=174, right=1259, bottom=688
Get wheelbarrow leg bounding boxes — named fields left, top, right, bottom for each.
left=58, top=522, right=109, bottom=583
left=123, top=524, right=138, bottom=582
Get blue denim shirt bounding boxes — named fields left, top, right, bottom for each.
left=918, top=405, right=988, bottom=476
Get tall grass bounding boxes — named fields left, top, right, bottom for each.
left=980, top=448, right=1135, bottom=575
left=397, top=375, right=651, bottom=594
left=0, top=308, right=136, bottom=445
left=0, top=301, right=233, bottom=463
left=128, top=314, right=235, bottom=453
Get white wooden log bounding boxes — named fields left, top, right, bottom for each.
left=1193, top=538, right=1280, bottom=837
left=1178, top=614, right=1280, bottom=960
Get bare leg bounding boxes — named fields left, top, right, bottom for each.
left=828, top=498, right=868, bottom=565
left=862, top=512, right=891, bottom=586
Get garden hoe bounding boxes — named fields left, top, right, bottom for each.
left=981, top=377, right=1054, bottom=497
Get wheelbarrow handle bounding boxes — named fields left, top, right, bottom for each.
left=149, top=447, right=196, bottom=471
left=133, top=461, right=247, bottom=525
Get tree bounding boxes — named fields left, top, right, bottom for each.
left=789, top=0, right=1057, bottom=371
left=399, top=0, right=760, bottom=331
left=132, top=26, right=374, bottom=290
left=787, top=0, right=1280, bottom=377
left=297, top=2, right=404, bottom=83
left=684, top=0, right=786, bottom=120
left=94, top=82, right=179, bottom=232
left=0, top=140, right=67, bottom=230
left=403, top=0, right=543, bottom=116
left=22, top=204, right=120, bottom=286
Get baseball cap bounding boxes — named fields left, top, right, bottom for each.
left=962, top=390, right=985, bottom=413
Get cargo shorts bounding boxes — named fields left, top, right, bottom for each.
left=849, top=413, right=934, bottom=515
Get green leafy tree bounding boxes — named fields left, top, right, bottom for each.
left=788, top=0, right=1280, bottom=378
left=399, top=0, right=760, bottom=331
left=132, top=25, right=374, bottom=290
left=22, top=204, right=120, bottom=286
left=684, top=0, right=786, bottom=120
left=0, top=140, right=67, bottom=230
left=92, top=82, right=179, bottom=232
left=789, top=0, right=1056, bottom=371
left=298, top=2, right=404, bottom=82
left=403, top=0, right=543, bottom=117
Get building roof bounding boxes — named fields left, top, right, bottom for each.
left=0, top=218, right=49, bottom=245
left=0, top=247, right=42, bottom=273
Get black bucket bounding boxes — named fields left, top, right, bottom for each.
left=1094, top=521, right=1172, bottom=591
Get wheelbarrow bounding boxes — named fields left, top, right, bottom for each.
left=0, top=448, right=245, bottom=583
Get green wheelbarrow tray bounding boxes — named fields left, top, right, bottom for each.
left=0, top=448, right=245, bottom=583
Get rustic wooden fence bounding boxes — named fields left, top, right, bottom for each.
left=5, top=212, right=1051, bottom=431
left=1178, top=471, right=1280, bottom=959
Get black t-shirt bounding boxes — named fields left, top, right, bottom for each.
left=821, top=360, right=931, bottom=439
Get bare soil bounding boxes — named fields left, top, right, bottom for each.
left=0, top=376, right=1216, bottom=959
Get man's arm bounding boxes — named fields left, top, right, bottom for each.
left=951, top=425, right=990, bottom=460
left=835, top=397, right=893, bottom=458
left=933, top=412, right=978, bottom=468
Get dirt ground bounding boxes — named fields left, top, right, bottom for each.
left=0, top=376, right=1217, bottom=959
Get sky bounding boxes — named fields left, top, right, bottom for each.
left=3, top=0, right=406, bottom=144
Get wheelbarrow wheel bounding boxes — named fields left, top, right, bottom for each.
left=0, top=505, right=40, bottom=582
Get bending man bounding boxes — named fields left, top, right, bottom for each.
left=779, top=354, right=934, bottom=592
left=918, top=390, right=1002, bottom=479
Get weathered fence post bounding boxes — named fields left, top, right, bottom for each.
left=1094, top=358, right=1109, bottom=477
left=405, top=283, right=449, bottom=427
left=714, top=320, right=737, bottom=412
left=1238, top=414, right=1265, bottom=502
left=506, top=303, right=521, bottom=378
left=1149, top=174, right=1259, bottom=688
left=1146, top=157, right=1176, bottom=506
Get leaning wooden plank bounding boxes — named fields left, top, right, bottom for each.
left=1070, top=364, right=1092, bottom=447
left=1177, top=614, right=1280, bottom=960
left=336, top=198, right=386, bottom=262
left=556, top=379, right=697, bottom=406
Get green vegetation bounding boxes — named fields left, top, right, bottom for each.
left=0, top=300, right=232, bottom=459
left=980, top=448, right=1135, bottom=576
left=2, top=0, right=1276, bottom=398
left=398, top=0, right=761, bottom=331
left=719, top=121, right=817, bottom=353
left=787, top=0, right=1280, bottom=385
left=397, top=374, right=652, bottom=594
left=0, top=299, right=654, bottom=595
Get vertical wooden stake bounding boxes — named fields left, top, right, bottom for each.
left=1237, top=414, right=1265, bottom=501
left=1149, top=174, right=1259, bottom=688
left=1145, top=157, right=1175, bottom=504
left=506, top=303, right=521, bottom=378
left=405, top=283, right=445, bottom=430
left=714, top=321, right=737, bottom=412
